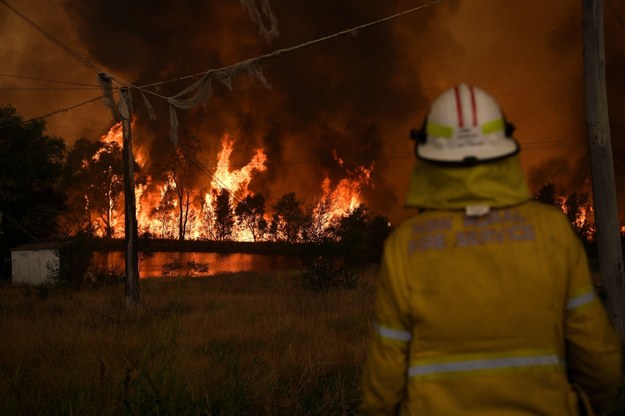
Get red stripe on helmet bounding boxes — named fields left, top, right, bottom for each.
left=454, top=86, right=464, bottom=128
left=469, top=85, right=478, bottom=126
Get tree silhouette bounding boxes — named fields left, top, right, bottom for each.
left=213, top=189, right=234, bottom=241
left=0, top=106, right=67, bottom=277
left=235, top=193, right=267, bottom=242
left=90, top=142, right=124, bottom=238
left=271, top=192, right=305, bottom=242
left=63, top=138, right=100, bottom=233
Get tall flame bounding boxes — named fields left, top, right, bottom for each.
left=211, top=134, right=267, bottom=194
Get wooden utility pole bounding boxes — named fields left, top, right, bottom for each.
left=583, top=0, right=624, bottom=340
left=119, top=87, right=141, bottom=308
left=97, top=73, right=140, bottom=308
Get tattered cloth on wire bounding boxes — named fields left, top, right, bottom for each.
left=97, top=72, right=121, bottom=122
left=166, top=60, right=270, bottom=145
left=239, top=0, right=279, bottom=43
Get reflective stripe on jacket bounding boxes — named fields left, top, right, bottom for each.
left=360, top=201, right=622, bottom=415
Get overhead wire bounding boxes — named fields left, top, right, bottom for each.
left=607, top=0, right=625, bottom=33
left=0, top=0, right=593, bottom=162
left=132, top=0, right=445, bottom=100
left=0, top=0, right=103, bottom=75
left=0, top=87, right=101, bottom=91
left=1, top=1, right=446, bottom=136
left=0, top=73, right=100, bottom=87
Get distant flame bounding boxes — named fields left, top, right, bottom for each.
left=315, top=164, right=373, bottom=220
left=559, top=195, right=595, bottom=241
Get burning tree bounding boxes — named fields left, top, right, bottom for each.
left=149, top=184, right=177, bottom=239
left=161, top=133, right=203, bottom=241
left=89, top=142, right=124, bottom=238
left=63, top=126, right=137, bottom=238
left=534, top=183, right=595, bottom=242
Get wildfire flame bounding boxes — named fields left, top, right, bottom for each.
left=100, top=120, right=147, bottom=167
left=82, top=125, right=373, bottom=241
left=211, top=134, right=267, bottom=193
left=315, top=165, right=372, bottom=220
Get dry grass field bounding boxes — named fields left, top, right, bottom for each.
left=1, top=267, right=624, bottom=415
left=0, top=269, right=377, bottom=415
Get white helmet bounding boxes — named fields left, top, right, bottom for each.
left=411, top=83, right=519, bottom=164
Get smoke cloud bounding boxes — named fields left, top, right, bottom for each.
left=2, top=0, right=624, bottom=222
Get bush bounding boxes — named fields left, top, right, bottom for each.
left=82, top=264, right=125, bottom=288
left=299, top=243, right=365, bottom=292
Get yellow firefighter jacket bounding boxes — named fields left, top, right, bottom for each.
left=360, top=156, right=622, bottom=415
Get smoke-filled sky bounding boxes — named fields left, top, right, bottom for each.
left=1, top=0, right=624, bottom=223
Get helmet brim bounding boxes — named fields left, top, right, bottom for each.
left=416, top=137, right=520, bottom=165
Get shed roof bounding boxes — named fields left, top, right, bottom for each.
left=11, top=241, right=73, bottom=251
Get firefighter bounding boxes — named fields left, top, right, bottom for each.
left=360, top=83, right=622, bottom=415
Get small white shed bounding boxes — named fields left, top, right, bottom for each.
left=11, top=242, right=73, bottom=285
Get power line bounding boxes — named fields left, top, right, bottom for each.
left=491, top=86, right=579, bottom=98
left=0, top=87, right=100, bottom=91
left=0, top=73, right=100, bottom=87
left=0, top=0, right=103, bottom=74
left=134, top=0, right=445, bottom=95
left=607, top=0, right=625, bottom=33
left=27, top=95, right=104, bottom=121
left=483, top=80, right=563, bottom=90
left=0, top=95, right=105, bottom=131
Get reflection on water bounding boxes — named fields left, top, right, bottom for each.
left=93, top=251, right=301, bottom=278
